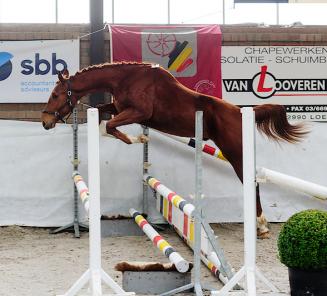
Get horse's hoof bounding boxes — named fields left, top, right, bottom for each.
left=257, top=231, right=271, bottom=239
left=138, top=134, right=149, bottom=143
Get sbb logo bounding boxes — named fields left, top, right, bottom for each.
left=21, top=53, right=67, bottom=75
left=0, top=52, right=68, bottom=81
left=0, top=52, right=14, bottom=81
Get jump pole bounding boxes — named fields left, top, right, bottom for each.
left=58, top=108, right=134, bottom=296
left=154, top=130, right=227, bottom=162
left=73, top=172, right=90, bottom=214
left=144, top=174, right=234, bottom=285
left=211, top=107, right=281, bottom=296
left=129, top=208, right=190, bottom=273
left=257, top=167, right=327, bottom=201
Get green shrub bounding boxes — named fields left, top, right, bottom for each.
left=277, top=209, right=327, bottom=270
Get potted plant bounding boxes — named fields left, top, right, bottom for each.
left=277, top=209, right=327, bottom=296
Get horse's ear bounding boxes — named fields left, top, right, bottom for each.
left=62, top=68, right=69, bottom=78
left=58, top=71, right=65, bottom=83
left=58, top=69, right=69, bottom=83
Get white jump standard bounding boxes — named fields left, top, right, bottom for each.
left=211, top=108, right=283, bottom=296
left=58, top=108, right=134, bottom=296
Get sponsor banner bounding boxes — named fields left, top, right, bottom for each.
left=0, top=40, right=79, bottom=103
left=109, top=24, right=222, bottom=98
left=222, top=46, right=327, bottom=121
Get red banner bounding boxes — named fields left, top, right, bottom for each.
left=109, top=25, right=222, bottom=98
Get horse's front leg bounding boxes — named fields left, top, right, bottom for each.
left=256, top=184, right=270, bottom=239
left=103, top=127, right=148, bottom=144
left=101, top=107, right=151, bottom=144
left=97, top=102, right=118, bottom=114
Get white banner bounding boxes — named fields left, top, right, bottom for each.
left=222, top=46, right=327, bottom=121
left=0, top=40, right=79, bottom=103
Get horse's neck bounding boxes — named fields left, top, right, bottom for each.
left=72, top=66, right=123, bottom=96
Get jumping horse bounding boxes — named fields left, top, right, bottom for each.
left=41, top=62, right=307, bottom=238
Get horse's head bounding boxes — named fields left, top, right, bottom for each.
left=41, top=69, right=77, bottom=129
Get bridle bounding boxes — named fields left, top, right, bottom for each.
left=42, top=80, right=75, bottom=123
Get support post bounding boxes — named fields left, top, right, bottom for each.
left=142, top=126, right=149, bottom=214
left=90, top=0, right=105, bottom=107
left=193, top=111, right=204, bottom=296
left=160, top=111, right=208, bottom=296
left=58, top=108, right=134, bottom=296
left=50, top=107, right=88, bottom=237
left=88, top=108, right=102, bottom=294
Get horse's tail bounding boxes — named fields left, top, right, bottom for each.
left=253, top=104, right=309, bottom=143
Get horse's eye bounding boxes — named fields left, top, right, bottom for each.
left=52, top=94, right=58, bottom=99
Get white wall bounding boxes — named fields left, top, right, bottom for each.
left=0, top=119, right=325, bottom=226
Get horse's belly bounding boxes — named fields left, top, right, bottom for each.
left=144, top=117, right=196, bottom=138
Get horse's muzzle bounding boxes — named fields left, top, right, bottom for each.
left=42, top=120, right=55, bottom=130
left=42, top=121, right=49, bottom=130
left=41, top=112, right=56, bottom=130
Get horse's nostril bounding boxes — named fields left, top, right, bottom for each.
left=42, top=122, right=50, bottom=130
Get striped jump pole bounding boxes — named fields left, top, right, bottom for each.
left=72, top=172, right=90, bottom=214
left=154, top=130, right=227, bottom=162
left=129, top=208, right=189, bottom=273
left=172, top=223, right=228, bottom=285
left=143, top=174, right=235, bottom=285
left=144, top=174, right=195, bottom=218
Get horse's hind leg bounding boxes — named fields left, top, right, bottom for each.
left=256, top=184, right=270, bottom=239
left=103, top=108, right=151, bottom=144
left=235, top=162, right=270, bottom=239
left=216, top=144, right=270, bottom=239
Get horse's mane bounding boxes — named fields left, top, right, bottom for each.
left=75, top=61, right=154, bottom=77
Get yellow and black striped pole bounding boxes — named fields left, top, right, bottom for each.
left=130, top=208, right=189, bottom=273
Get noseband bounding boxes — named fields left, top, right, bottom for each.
left=42, top=80, right=74, bottom=123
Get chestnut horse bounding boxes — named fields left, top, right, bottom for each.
left=41, top=62, right=307, bottom=238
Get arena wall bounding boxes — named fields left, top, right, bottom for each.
left=0, top=23, right=327, bottom=122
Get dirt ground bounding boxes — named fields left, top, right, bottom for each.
left=0, top=223, right=289, bottom=296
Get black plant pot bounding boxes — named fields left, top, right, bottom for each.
left=288, top=267, right=327, bottom=296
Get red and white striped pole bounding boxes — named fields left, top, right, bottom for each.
left=155, top=131, right=227, bottom=161
left=72, top=172, right=90, bottom=214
